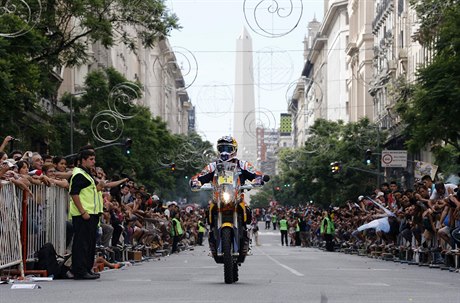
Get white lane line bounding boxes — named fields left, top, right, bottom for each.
left=256, top=247, right=304, bottom=277
left=354, top=282, right=390, bottom=287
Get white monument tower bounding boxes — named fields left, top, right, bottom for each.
left=234, top=27, right=257, bottom=165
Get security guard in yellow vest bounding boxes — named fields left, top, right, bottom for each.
left=279, top=216, right=288, bottom=246
left=197, top=218, right=206, bottom=246
left=170, top=211, right=184, bottom=253
left=69, top=149, right=101, bottom=280
left=320, top=211, right=335, bottom=252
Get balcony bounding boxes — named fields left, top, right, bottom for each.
left=372, top=0, right=394, bottom=33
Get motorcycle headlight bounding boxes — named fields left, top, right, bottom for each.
left=222, top=192, right=232, bottom=204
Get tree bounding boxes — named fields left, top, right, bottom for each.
left=250, top=118, right=386, bottom=207
left=0, top=1, right=180, bottom=151
left=395, top=1, right=460, bottom=174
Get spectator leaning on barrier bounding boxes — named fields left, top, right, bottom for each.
left=30, top=152, right=44, bottom=173
left=42, top=163, right=69, bottom=189
left=69, top=149, right=101, bottom=280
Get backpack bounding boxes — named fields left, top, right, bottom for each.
left=36, top=243, right=62, bottom=278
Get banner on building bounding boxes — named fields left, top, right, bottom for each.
left=280, top=113, right=292, bottom=136
left=414, top=160, right=438, bottom=180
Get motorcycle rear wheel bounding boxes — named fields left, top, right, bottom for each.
left=222, top=227, right=234, bottom=284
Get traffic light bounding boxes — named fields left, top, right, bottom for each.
left=124, top=138, right=132, bottom=156
left=330, top=161, right=341, bottom=174
left=170, top=163, right=176, bottom=171
left=365, top=149, right=372, bottom=165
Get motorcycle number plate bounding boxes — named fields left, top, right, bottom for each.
left=218, top=175, right=233, bottom=185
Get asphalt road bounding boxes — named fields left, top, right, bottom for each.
left=1, top=225, right=459, bottom=303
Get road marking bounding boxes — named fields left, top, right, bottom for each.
left=354, top=282, right=390, bottom=287
left=256, top=247, right=304, bottom=277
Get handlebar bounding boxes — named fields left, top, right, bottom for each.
left=199, top=183, right=255, bottom=191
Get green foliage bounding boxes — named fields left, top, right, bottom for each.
left=0, top=0, right=180, bottom=151
left=251, top=118, right=386, bottom=208
left=409, top=0, right=458, bottom=46
left=396, top=1, right=460, bottom=176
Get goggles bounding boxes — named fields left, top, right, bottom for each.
left=217, top=144, right=235, bottom=154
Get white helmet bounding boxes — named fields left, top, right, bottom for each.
left=217, top=136, right=237, bottom=161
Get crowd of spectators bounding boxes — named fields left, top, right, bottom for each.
left=2, top=134, right=460, bottom=275
left=0, top=135, right=207, bottom=273
left=259, top=177, right=460, bottom=269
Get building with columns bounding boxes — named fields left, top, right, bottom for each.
left=58, top=35, right=194, bottom=136
left=288, top=0, right=432, bottom=187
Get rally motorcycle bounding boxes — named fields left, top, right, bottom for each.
left=201, top=161, right=268, bottom=284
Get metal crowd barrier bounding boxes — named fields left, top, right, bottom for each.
left=0, top=182, right=68, bottom=276
left=0, top=182, right=23, bottom=275
left=25, top=184, right=68, bottom=261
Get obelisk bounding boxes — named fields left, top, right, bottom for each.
left=234, top=27, right=257, bottom=165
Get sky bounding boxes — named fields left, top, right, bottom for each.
left=166, top=0, right=324, bottom=146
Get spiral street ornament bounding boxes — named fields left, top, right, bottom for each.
left=243, top=108, right=277, bottom=138
left=253, top=46, right=294, bottom=91
left=91, top=110, right=125, bottom=144
left=91, top=82, right=143, bottom=144
left=0, top=0, right=41, bottom=38
left=302, top=137, right=331, bottom=155
left=196, top=82, right=233, bottom=118
left=285, top=77, right=323, bottom=121
left=108, top=82, right=142, bottom=120
left=153, top=46, right=198, bottom=90
left=155, top=138, right=217, bottom=171
left=243, top=0, right=303, bottom=38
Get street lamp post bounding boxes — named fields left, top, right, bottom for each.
left=69, top=91, right=86, bottom=154
left=70, top=95, right=73, bottom=154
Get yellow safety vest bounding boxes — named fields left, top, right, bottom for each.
left=171, top=218, right=184, bottom=236
left=279, top=219, right=288, bottom=231
left=69, top=167, right=99, bottom=216
left=198, top=220, right=206, bottom=233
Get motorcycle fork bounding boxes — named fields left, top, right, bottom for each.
left=217, top=210, right=240, bottom=255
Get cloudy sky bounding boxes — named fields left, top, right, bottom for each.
left=167, top=0, right=324, bottom=146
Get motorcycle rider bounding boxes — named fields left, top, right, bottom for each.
left=189, top=136, right=268, bottom=255
left=190, top=135, right=266, bottom=191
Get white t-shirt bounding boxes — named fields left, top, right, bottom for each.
left=429, top=183, right=457, bottom=200
left=357, top=217, right=390, bottom=233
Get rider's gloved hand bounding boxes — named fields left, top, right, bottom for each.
left=253, top=176, right=264, bottom=186
left=190, top=179, right=202, bottom=190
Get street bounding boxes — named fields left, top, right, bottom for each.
left=1, top=225, right=459, bottom=303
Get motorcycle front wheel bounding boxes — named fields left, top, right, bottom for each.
left=222, top=227, right=234, bottom=284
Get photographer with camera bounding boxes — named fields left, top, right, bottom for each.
left=0, top=135, right=20, bottom=153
